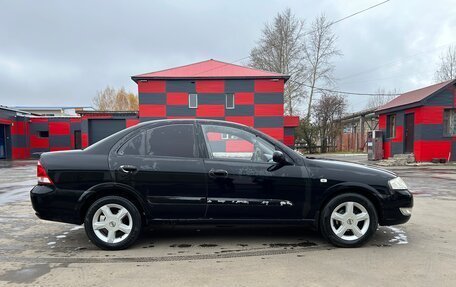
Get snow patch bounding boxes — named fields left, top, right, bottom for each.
left=70, top=225, right=84, bottom=231
left=387, top=226, right=408, bottom=245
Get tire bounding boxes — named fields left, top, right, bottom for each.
left=320, top=193, right=378, bottom=248
left=84, top=196, right=142, bottom=250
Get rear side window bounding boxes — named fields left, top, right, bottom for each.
left=146, top=124, right=197, bottom=158
left=118, top=132, right=146, bottom=156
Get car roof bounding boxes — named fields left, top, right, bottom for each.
left=135, top=118, right=249, bottom=128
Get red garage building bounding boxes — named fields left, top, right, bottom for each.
left=0, top=59, right=299, bottom=160
left=377, top=79, right=456, bottom=162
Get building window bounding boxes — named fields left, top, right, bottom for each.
left=443, top=109, right=456, bottom=136
left=189, top=94, right=198, bottom=109
left=74, top=130, right=82, bottom=149
left=38, top=131, right=49, bottom=138
left=226, top=93, right=235, bottom=109
left=221, top=133, right=238, bottom=140
left=387, top=115, right=396, bottom=138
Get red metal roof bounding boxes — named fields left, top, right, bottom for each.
left=132, top=59, right=289, bottom=81
left=376, top=79, right=456, bottom=112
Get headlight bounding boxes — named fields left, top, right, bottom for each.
left=388, top=177, right=408, bottom=190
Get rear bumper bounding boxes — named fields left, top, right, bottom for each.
left=379, top=189, right=414, bottom=226
left=30, top=185, right=83, bottom=224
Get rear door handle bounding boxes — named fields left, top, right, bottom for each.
left=119, top=165, right=138, bottom=174
left=209, top=169, right=228, bottom=178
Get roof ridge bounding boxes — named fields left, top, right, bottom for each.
left=132, top=59, right=288, bottom=79
left=401, top=78, right=455, bottom=95
left=199, top=59, right=286, bottom=77
left=134, top=59, right=215, bottom=78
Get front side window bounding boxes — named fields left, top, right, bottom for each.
left=387, top=115, right=396, bottom=138
left=146, top=124, right=197, bottom=158
left=189, top=94, right=198, bottom=108
left=202, top=124, right=275, bottom=163
left=443, top=109, right=456, bottom=136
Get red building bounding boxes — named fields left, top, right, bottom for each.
left=132, top=59, right=298, bottom=145
left=376, top=79, right=456, bottom=162
left=0, top=107, right=83, bottom=160
left=0, top=59, right=299, bottom=160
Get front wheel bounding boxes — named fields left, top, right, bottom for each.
left=84, top=196, right=142, bottom=250
left=320, top=193, right=378, bottom=248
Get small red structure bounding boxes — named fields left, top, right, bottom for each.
left=376, top=79, right=456, bottom=162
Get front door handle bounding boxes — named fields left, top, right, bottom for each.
left=209, top=169, right=228, bottom=178
left=119, top=165, right=138, bottom=174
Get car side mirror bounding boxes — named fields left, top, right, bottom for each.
left=272, top=151, right=288, bottom=165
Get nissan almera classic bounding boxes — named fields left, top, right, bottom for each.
left=31, top=119, right=413, bottom=250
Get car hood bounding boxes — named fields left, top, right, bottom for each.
left=304, top=156, right=397, bottom=179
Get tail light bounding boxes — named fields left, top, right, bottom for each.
left=37, top=161, right=53, bottom=185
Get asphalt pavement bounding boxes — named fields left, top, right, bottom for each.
left=0, top=157, right=455, bottom=286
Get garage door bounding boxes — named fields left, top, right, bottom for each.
left=88, top=119, right=126, bottom=145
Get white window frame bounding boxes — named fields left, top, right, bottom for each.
left=221, top=133, right=229, bottom=140
left=444, top=109, right=456, bottom=136
left=189, top=93, right=198, bottom=109
left=225, top=93, right=235, bottom=109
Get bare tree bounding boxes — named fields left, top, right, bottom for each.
left=303, top=14, right=341, bottom=120
left=435, top=45, right=456, bottom=82
left=312, top=93, right=346, bottom=153
left=93, top=86, right=138, bottom=111
left=250, top=8, right=306, bottom=115
left=366, top=88, right=400, bottom=109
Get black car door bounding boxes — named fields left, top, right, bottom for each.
left=110, top=123, right=207, bottom=219
left=198, top=123, right=308, bottom=219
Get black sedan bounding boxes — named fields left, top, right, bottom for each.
left=31, top=119, right=413, bottom=250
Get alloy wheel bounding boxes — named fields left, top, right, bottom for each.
left=330, top=201, right=370, bottom=241
left=92, top=203, right=133, bottom=244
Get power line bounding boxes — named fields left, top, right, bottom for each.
left=288, top=79, right=401, bottom=96
left=338, top=40, right=456, bottom=82
left=188, top=0, right=395, bottom=96
left=190, top=1, right=392, bottom=77
left=329, top=0, right=390, bottom=27
left=302, top=0, right=391, bottom=37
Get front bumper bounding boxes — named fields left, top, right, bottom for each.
left=379, top=189, right=414, bottom=226
left=30, top=185, right=83, bottom=224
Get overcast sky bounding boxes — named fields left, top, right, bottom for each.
left=0, top=0, right=455, bottom=112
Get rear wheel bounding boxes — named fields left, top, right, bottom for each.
left=320, top=193, right=378, bottom=248
left=84, top=196, right=142, bottom=250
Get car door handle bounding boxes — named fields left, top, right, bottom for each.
left=119, top=165, right=138, bottom=174
left=209, top=169, right=228, bottom=178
